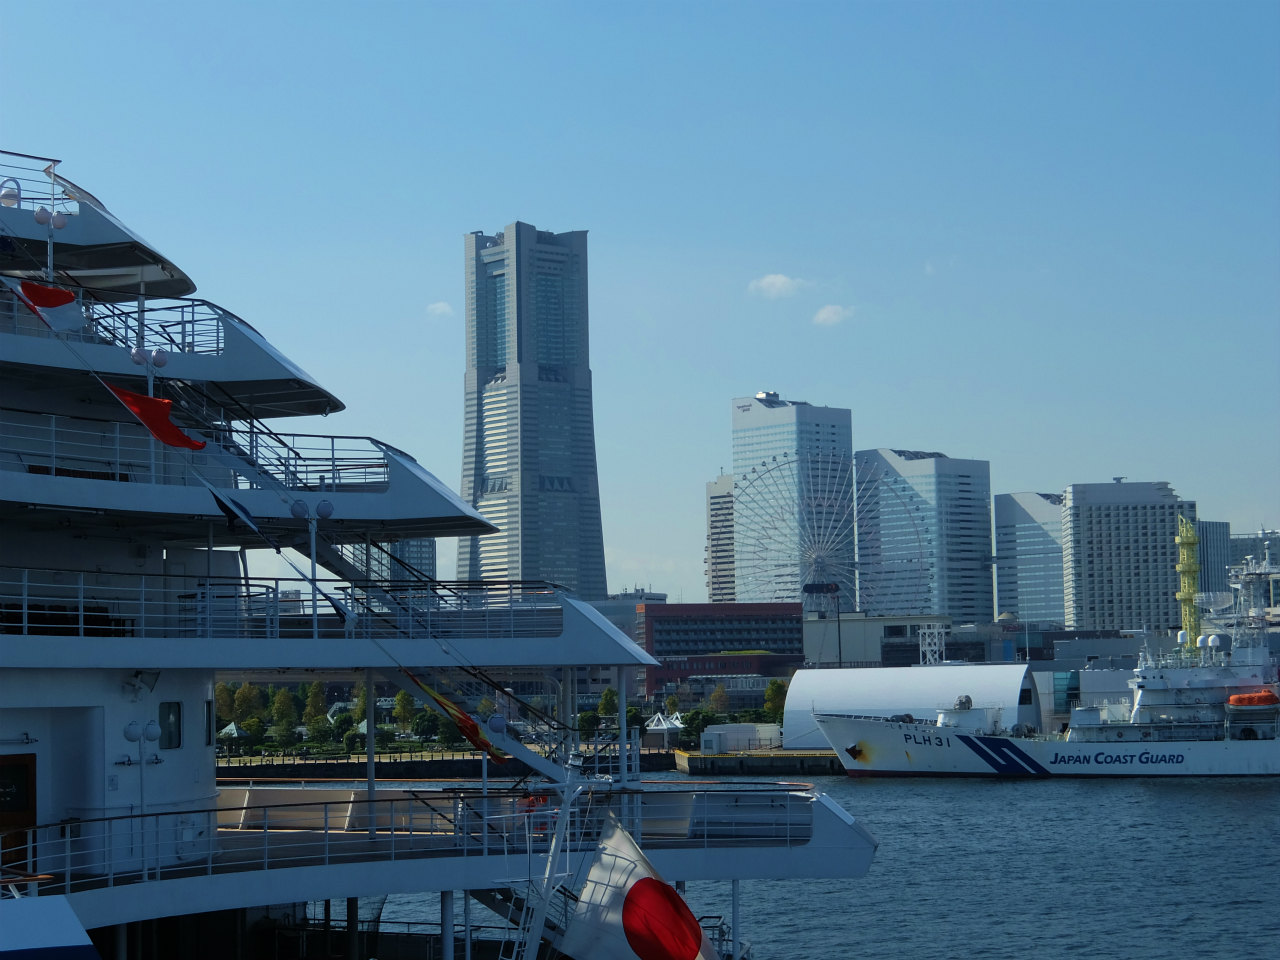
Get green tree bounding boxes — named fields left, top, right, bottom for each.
left=272, top=688, right=299, bottom=730
left=331, top=713, right=355, bottom=738
left=343, top=729, right=365, bottom=755
left=476, top=696, right=497, bottom=720
left=412, top=710, right=440, bottom=742
left=626, top=706, right=642, bottom=731
left=763, top=679, right=788, bottom=723
left=664, top=694, right=680, bottom=716
left=597, top=687, right=619, bottom=717
left=708, top=683, right=730, bottom=714
left=677, top=708, right=719, bottom=750
left=354, top=677, right=370, bottom=721
left=306, top=717, right=334, bottom=743
left=233, top=682, right=266, bottom=723
left=578, top=710, right=600, bottom=739
left=241, top=716, right=265, bottom=746
left=437, top=717, right=464, bottom=749
left=215, top=682, right=235, bottom=724
left=303, top=682, right=327, bottom=725
left=393, top=690, right=416, bottom=730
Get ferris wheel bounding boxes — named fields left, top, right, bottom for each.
left=732, top=451, right=857, bottom=612
left=731, top=450, right=930, bottom=616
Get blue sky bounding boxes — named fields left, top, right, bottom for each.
left=3, top=1, right=1277, bottom=600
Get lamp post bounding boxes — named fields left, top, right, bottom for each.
left=291, top=499, right=334, bottom=638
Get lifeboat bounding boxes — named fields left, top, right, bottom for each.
left=1227, top=691, right=1280, bottom=707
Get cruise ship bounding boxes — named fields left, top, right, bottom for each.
left=0, top=149, right=877, bottom=959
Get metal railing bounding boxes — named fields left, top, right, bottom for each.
left=0, top=786, right=816, bottom=897
left=0, top=405, right=392, bottom=493
left=0, top=568, right=565, bottom=643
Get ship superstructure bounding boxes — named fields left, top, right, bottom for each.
left=0, top=150, right=876, bottom=958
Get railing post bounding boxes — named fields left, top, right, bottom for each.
left=323, top=804, right=330, bottom=865
left=262, top=807, right=269, bottom=871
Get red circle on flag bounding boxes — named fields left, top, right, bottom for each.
left=621, top=876, right=703, bottom=960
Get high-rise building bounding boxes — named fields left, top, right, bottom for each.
left=994, top=492, right=1065, bottom=624
left=1061, top=480, right=1195, bottom=632
left=730, top=392, right=854, bottom=607
left=855, top=448, right=994, bottom=624
left=1195, top=520, right=1231, bottom=597
left=388, top=538, right=437, bottom=579
left=705, top=474, right=735, bottom=602
left=456, top=222, right=607, bottom=599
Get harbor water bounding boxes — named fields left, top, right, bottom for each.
left=376, top=773, right=1280, bottom=959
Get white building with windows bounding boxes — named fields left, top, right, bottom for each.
left=995, top=492, right=1065, bottom=624
left=731, top=392, right=854, bottom=609
left=855, top=448, right=993, bottom=624
left=705, top=473, right=735, bottom=602
left=1061, top=479, right=1195, bottom=632
left=456, top=222, right=607, bottom=598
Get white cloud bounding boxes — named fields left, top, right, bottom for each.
left=426, top=301, right=454, bottom=317
left=747, top=273, right=808, bottom=299
left=812, top=304, right=853, bottom=326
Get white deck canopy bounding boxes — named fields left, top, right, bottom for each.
left=783, top=664, right=1037, bottom=748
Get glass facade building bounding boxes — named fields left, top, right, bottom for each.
left=730, top=392, right=854, bottom=608
left=994, top=492, right=1065, bottom=624
left=1195, top=520, right=1231, bottom=596
left=855, top=448, right=994, bottom=624
left=456, top=222, right=607, bottom=599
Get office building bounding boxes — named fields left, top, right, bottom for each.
left=855, top=448, right=994, bottom=624
left=731, top=392, right=854, bottom=608
left=995, top=492, right=1065, bottom=624
left=705, top=474, right=735, bottom=602
left=1061, top=480, right=1196, bottom=632
left=456, top=222, right=607, bottom=599
left=1196, top=520, right=1231, bottom=597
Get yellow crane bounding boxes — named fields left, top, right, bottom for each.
left=1175, top=514, right=1200, bottom=648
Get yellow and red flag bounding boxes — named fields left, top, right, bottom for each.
left=403, top=670, right=508, bottom=763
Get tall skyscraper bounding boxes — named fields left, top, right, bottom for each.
left=705, top=474, right=735, bottom=602
left=855, top=448, right=994, bottom=624
left=730, top=391, right=854, bottom=608
left=994, top=492, right=1065, bottom=624
left=1061, top=480, right=1195, bottom=632
left=456, top=222, right=607, bottom=599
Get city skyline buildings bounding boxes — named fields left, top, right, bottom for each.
left=1061, top=480, right=1195, bottom=632
left=730, top=391, right=855, bottom=610
left=456, top=222, right=607, bottom=599
left=994, top=492, right=1065, bottom=624
left=14, top=5, right=1274, bottom=605
left=855, top=448, right=994, bottom=624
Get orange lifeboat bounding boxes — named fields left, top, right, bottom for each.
left=1227, top=691, right=1280, bottom=707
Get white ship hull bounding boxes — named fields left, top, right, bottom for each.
left=814, top=714, right=1280, bottom=777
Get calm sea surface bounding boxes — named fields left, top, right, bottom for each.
left=374, top=774, right=1280, bottom=960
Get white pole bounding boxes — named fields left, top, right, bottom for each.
left=310, top=516, right=319, bottom=639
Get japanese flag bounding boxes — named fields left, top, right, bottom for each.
left=559, top=814, right=720, bottom=960
left=0, top=276, right=87, bottom=332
